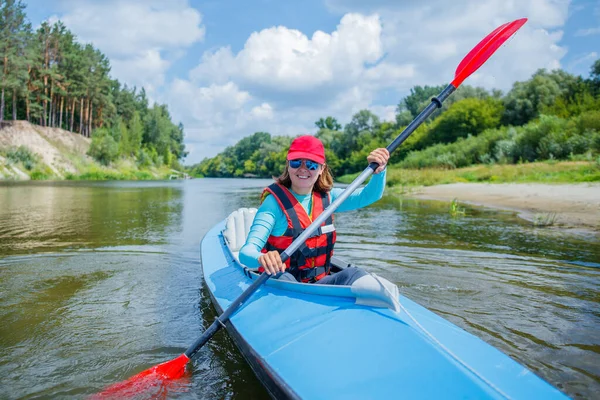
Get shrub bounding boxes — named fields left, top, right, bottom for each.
left=134, top=171, right=154, bottom=180
left=513, top=115, right=567, bottom=162
left=6, top=146, right=38, bottom=170
left=494, top=138, right=517, bottom=164
left=566, top=134, right=591, bottom=155
left=591, top=131, right=600, bottom=153
left=136, top=148, right=153, bottom=167
left=421, top=97, right=503, bottom=147
left=88, top=129, right=119, bottom=165
left=577, top=110, right=600, bottom=133
left=30, top=165, right=54, bottom=180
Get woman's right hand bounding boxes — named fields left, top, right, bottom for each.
left=258, top=250, right=286, bottom=275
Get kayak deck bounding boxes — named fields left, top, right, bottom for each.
left=200, top=210, right=567, bottom=399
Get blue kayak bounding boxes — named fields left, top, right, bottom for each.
left=200, top=208, right=568, bottom=400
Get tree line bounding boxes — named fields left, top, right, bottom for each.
left=0, top=0, right=185, bottom=168
left=190, top=61, right=600, bottom=179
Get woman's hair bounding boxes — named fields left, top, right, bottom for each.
left=275, top=162, right=334, bottom=193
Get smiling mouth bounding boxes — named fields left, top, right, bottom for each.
left=297, top=175, right=310, bottom=179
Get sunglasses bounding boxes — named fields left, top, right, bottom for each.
left=289, top=159, right=321, bottom=171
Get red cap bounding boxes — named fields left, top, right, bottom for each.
left=287, top=135, right=326, bottom=164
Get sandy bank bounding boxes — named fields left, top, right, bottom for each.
left=0, top=121, right=90, bottom=178
left=405, top=183, right=600, bottom=232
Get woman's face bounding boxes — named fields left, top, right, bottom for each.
left=288, top=159, right=323, bottom=194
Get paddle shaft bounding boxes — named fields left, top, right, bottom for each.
left=185, top=83, right=457, bottom=360
left=94, top=20, right=530, bottom=397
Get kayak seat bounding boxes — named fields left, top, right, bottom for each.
left=222, top=209, right=400, bottom=310
left=351, top=273, right=401, bottom=312
left=223, top=207, right=258, bottom=262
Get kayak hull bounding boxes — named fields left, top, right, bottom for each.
left=202, top=259, right=301, bottom=399
left=200, top=217, right=568, bottom=400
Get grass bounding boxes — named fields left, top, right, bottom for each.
left=0, top=154, right=176, bottom=181
left=532, top=213, right=557, bottom=227
left=30, top=165, right=55, bottom=180
left=65, top=163, right=172, bottom=181
left=449, top=198, right=466, bottom=217
left=337, top=161, right=600, bottom=187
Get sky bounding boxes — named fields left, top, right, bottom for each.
left=23, top=0, right=600, bottom=164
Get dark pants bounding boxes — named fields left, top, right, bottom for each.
left=277, top=267, right=367, bottom=286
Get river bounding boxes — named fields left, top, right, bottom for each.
left=0, top=179, right=598, bottom=399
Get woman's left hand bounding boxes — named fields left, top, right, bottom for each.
left=367, top=148, right=390, bottom=174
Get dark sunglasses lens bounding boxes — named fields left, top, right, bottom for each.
left=305, top=160, right=319, bottom=170
left=289, top=160, right=302, bottom=168
left=289, top=159, right=319, bottom=170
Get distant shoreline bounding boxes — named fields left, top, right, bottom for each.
left=402, top=182, right=600, bottom=233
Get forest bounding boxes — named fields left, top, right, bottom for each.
left=0, top=0, right=185, bottom=169
left=189, top=63, right=600, bottom=180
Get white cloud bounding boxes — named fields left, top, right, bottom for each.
left=363, top=62, right=416, bottom=90
left=110, top=50, right=169, bottom=93
left=370, top=105, right=397, bottom=123
left=192, top=13, right=384, bottom=93
left=191, top=47, right=238, bottom=85
left=179, top=13, right=394, bottom=162
left=326, top=0, right=570, bottom=91
left=168, top=80, right=251, bottom=129
left=167, top=79, right=384, bottom=162
left=166, top=79, right=272, bottom=160
left=251, top=103, right=274, bottom=120
left=49, top=0, right=205, bottom=96
left=575, top=26, right=600, bottom=36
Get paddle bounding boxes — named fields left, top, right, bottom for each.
left=94, top=17, right=527, bottom=398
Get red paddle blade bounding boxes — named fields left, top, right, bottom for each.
left=451, top=18, right=527, bottom=88
left=91, top=354, right=189, bottom=399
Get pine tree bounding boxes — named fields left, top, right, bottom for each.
left=0, top=0, right=30, bottom=122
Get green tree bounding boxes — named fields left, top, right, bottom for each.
left=337, top=110, right=380, bottom=158
left=0, top=3, right=186, bottom=164
left=542, top=75, right=599, bottom=118
left=315, top=116, right=341, bottom=131
left=400, top=84, right=446, bottom=118
left=395, top=84, right=492, bottom=126
left=503, top=69, right=580, bottom=126
left=128, top=110, right=143, bottom=156
left=0, top=0, right=30, bottom=121
left=422, top=97, right=504, bottom=147
left=118, top=118, right=132, bottom=157
left=590, top=59, right=600, bottom=95
left=88, top=127, right=119, bottom=165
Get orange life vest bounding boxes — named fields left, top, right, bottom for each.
left=260, top=183, right=336, bottom=282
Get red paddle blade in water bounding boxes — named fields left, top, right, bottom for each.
left=91, top=354, right=189, bottom=399
left=451, top=18, right=527, bottom=88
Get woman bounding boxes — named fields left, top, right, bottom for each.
left=239, top=135, right=389, bottom=285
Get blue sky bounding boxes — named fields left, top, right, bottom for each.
left=23, top=0, right=600, bottom=164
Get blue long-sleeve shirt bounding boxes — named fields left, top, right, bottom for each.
left=239, top=169, right=387, bottom=268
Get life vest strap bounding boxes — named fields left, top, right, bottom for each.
left=297, top=266, right=329, bottom=283
left=267, top=183, right=303, bottom=231
left=283, top=223, right=335, bottom=238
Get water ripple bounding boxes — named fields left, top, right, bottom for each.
left=1, top=180, right=598, bottom=399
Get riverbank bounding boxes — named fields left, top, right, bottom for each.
left=401, top=182, right=600, bottom=232
left=0, top=121, right=180, bottom=180
left=0, top=120, right=90, bottom=179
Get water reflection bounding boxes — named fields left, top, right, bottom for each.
left=0, top=181, right=185, bottom=254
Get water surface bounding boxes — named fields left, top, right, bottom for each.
left=0, top=179, right=598, bottom=399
